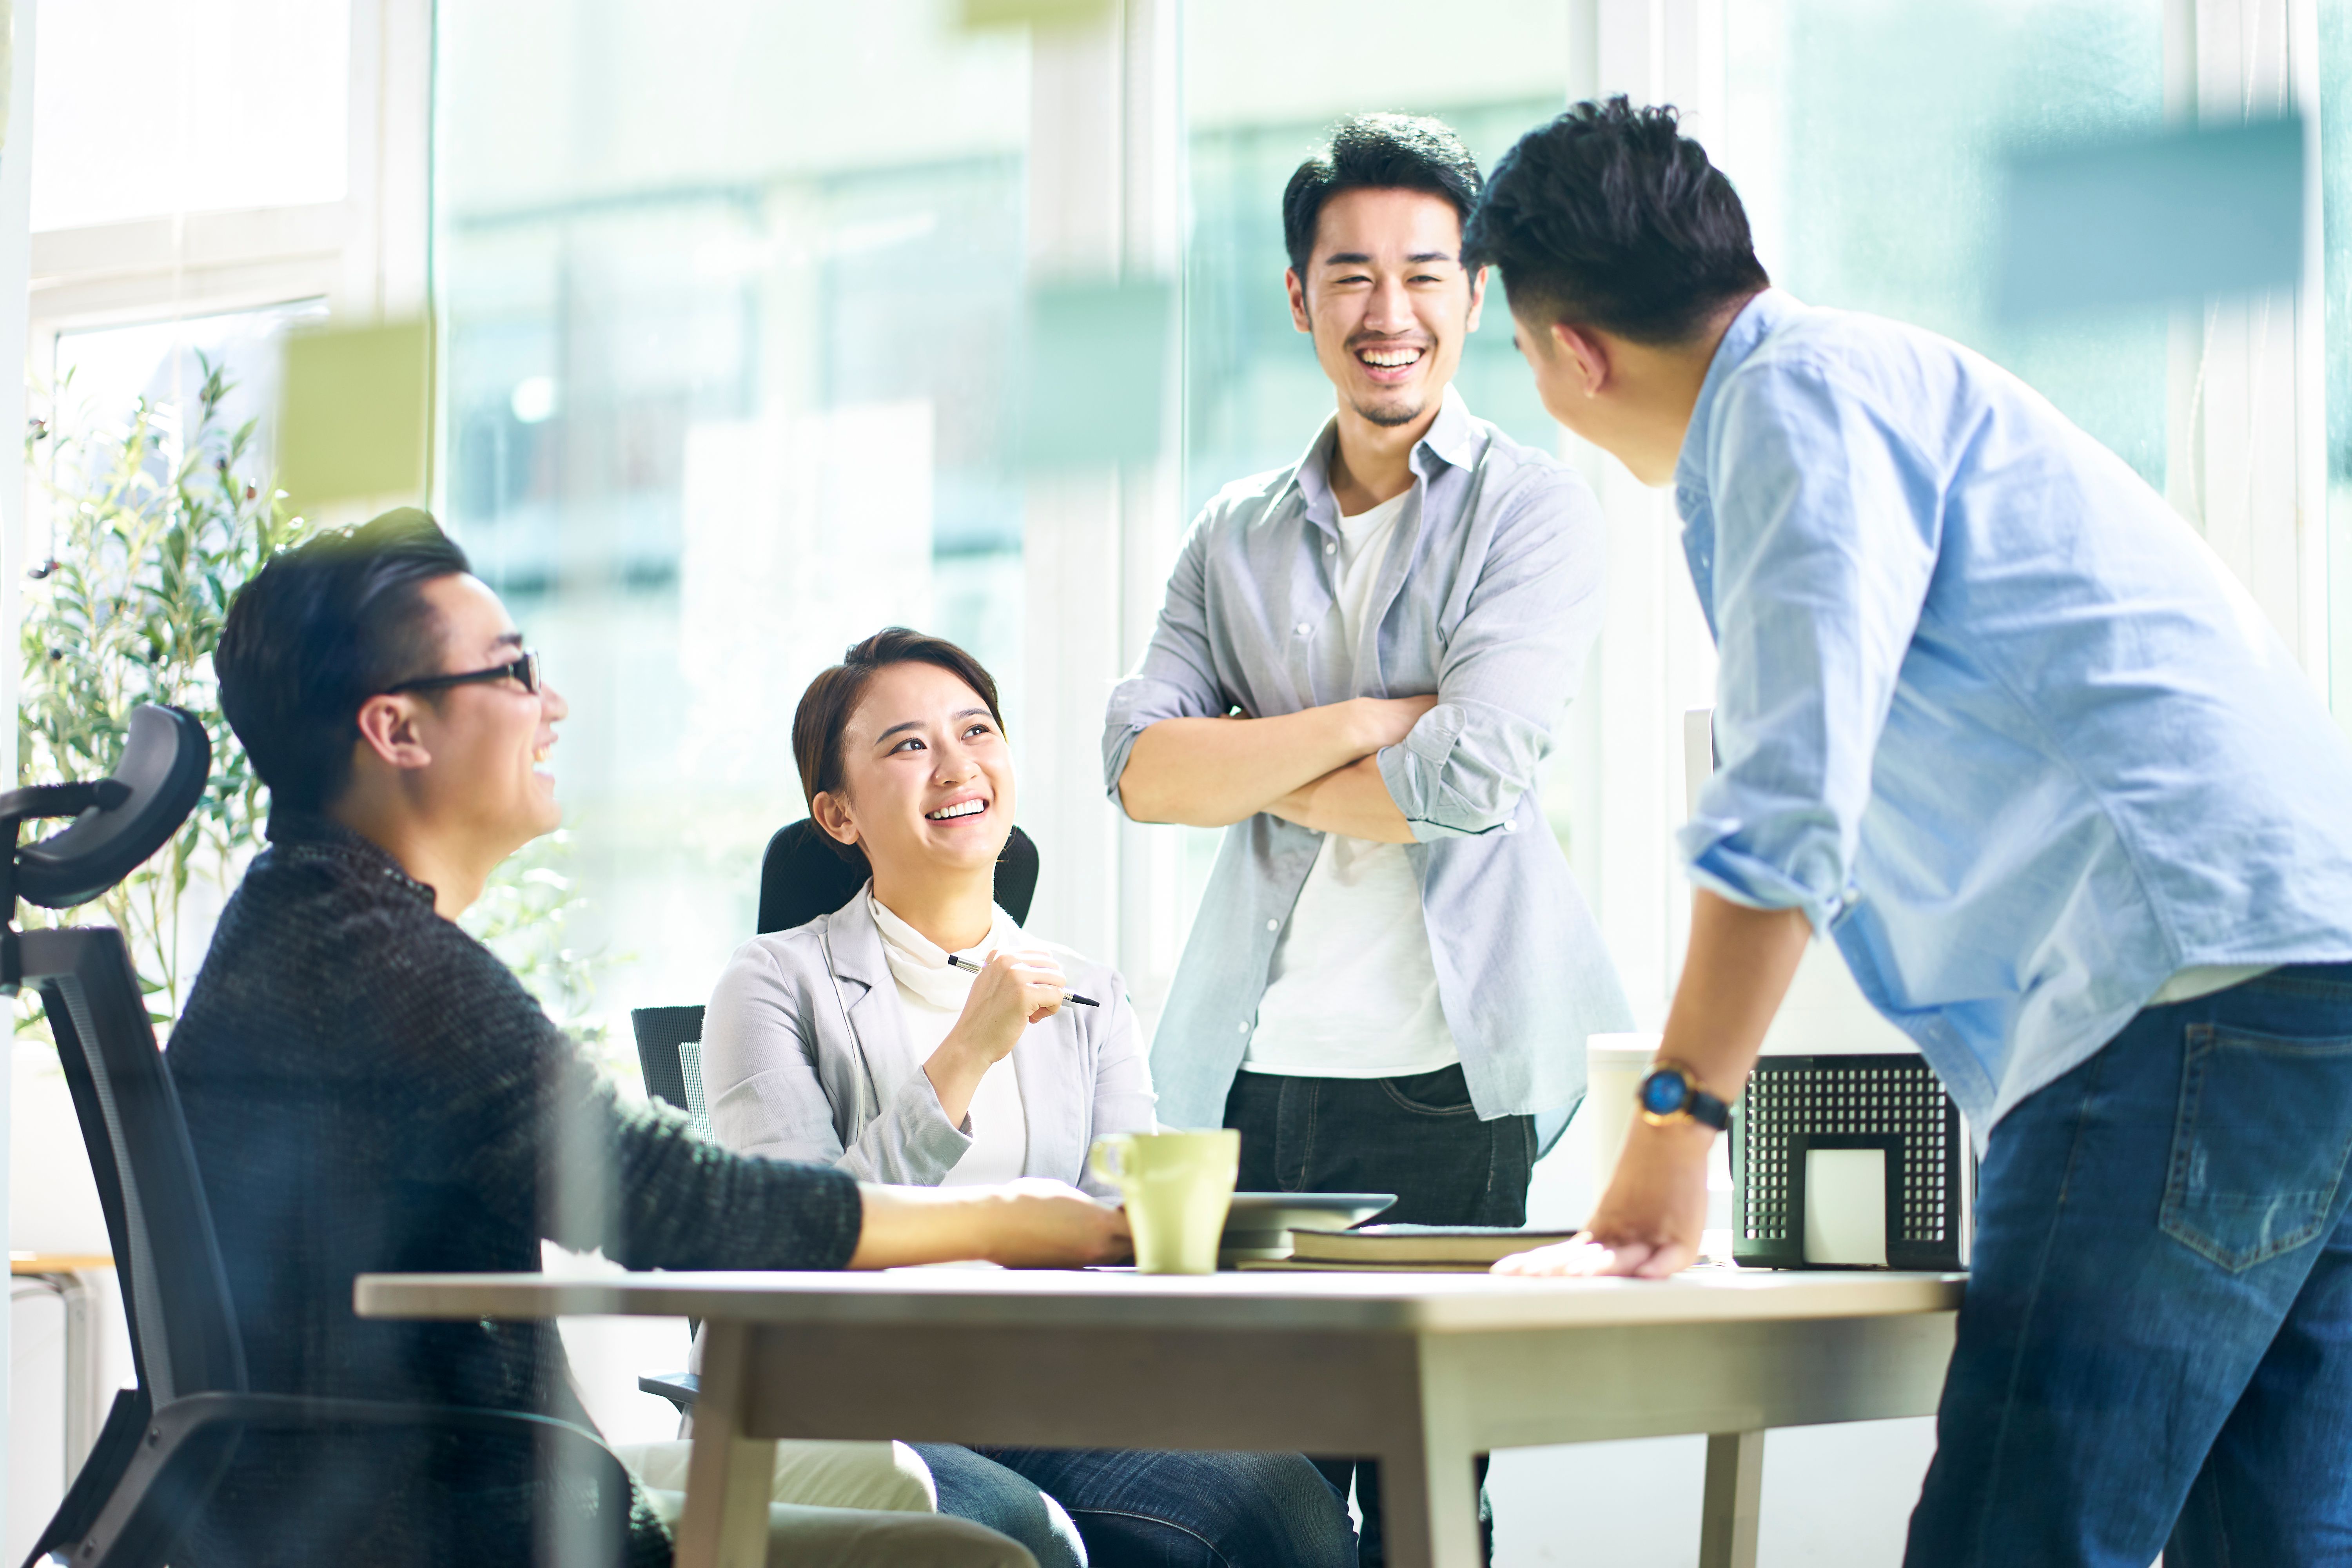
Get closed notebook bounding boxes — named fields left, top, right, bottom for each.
left=1255, top=1224, right=1581, bottom=1270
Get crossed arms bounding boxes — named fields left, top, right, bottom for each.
left=1104, top=474, right=1604, bottom=846
left=1116, top=695, right=1435, bottom=842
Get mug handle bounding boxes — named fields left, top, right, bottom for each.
left=1089, top=1135, right=1127, bottom=1188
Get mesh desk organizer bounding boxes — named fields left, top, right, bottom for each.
left=1729, top=1053, right=1969, bottom=1270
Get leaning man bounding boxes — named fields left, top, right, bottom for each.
left=1103, top=113, right=1630, bottom=1562
left=1475, top=100, right=2352, bottom=1568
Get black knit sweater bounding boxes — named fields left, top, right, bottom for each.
left=166, top=813, right=864, bottom=1567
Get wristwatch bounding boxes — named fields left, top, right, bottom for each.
left=1637, top=1060, right=1730, bottom=1131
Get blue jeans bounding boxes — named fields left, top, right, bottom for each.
left=918, top=1442, right=1356, bottom=1568
left=1906, top=962, right=2352, bottom=1567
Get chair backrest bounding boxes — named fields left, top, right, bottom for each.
left=632, top=1005, right=712, bottom=1139
left=756, top=818, right=1040, bottom=934
left=676, top=1040, right=712, bottom=1141
left=630, top=1005, right=703, bottom=1112
left=7, top=705, right=228, bottom=1405
left=34, top=928, right=246, bottom=1406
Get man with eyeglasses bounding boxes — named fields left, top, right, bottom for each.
left=167, top=509, right=1124, bottom=1568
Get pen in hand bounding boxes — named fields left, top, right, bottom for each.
left=946, top=951, right=1100, bottom=1007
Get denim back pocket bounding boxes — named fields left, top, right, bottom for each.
left=2160, top=1022, right=2352, bottom=1273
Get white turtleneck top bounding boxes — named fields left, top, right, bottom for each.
left=869, top=897, right=1030, bottom=1186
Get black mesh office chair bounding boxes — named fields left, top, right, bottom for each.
left=20, top=705, right=635, bottom=1568
left=631, top=1004, right=704, bottom=1115
left=632, top=820, right=1042, bottom=1122
left=755, top=817, right=1039, bottom=934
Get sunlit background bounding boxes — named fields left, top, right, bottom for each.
left=10, top=2, right=2350, bottom=1564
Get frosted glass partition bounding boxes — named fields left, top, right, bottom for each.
left=434, top=1, right=1030, bottom=1044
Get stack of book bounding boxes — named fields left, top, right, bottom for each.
left=1238, top=1224, right=1579, bottom=1272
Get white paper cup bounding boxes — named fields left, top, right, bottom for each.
left=1586, top=1033, right=1664, bottom=1196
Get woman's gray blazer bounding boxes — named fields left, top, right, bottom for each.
left=699, top=884, right=1155, bottom=1197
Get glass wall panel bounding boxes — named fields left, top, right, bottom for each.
left=1724, top=0, right=2169, bottom=490
left=435, top=1, right=1029, bottom=1049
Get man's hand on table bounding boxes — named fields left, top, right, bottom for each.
left=1499, top=893, right=1811, bottom=1281
left=851, top=1180, right=1131, bottom=1270
left=1492, top=1121, right=1713, bottom=1280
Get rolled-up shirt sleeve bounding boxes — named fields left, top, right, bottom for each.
left=1679, top=361, right=1939, bottom=933
left=1377, top=471, right=1605, bottom=840
left=1103, top=513, right=1227, bottom=812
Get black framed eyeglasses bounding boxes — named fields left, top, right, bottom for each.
left=386, top=650, right=541, bottom=697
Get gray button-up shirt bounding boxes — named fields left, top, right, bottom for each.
left=1103, top=388, right=1632, bottom=1131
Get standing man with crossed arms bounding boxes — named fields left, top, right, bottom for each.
left=1474, top=99, right=2352, bottom=1568
left=1104, top=112, right=1631, bottom=1557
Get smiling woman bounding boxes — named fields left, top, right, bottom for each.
left=695, top=626, right=1359, bottom=1568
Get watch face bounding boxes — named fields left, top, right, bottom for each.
left=1638, top=1069, right=1688, bottom=1117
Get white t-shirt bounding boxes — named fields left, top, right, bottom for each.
left=1243, top=490, right=1463, bottom=1081
left=870, top=897, right=1030, bottom=1185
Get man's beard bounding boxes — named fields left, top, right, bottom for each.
left=1349, top=391, right=1426, bottom=428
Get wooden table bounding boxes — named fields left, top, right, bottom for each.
left=357, top=1267, right=1963, bottom=1568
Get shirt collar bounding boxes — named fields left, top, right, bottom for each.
left=265, top=808, right=437, bottom=906
left=1675, top=288, right=1802, bottom=508
left=1285, top=383, right=1479, bottom=526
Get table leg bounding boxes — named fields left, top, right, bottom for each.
left=52, top=1272, right=96, bottom=1475
left=674, top=1320, right=777, bottom=1568
left=1699, top=1430, right=1764, bottom=1568
left=1376, top=1426, right=1484, bottom=1568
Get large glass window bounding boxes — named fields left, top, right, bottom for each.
left=434, top=1, right=1030, bottom=1045
left=31, top=0, right=350, bottom=232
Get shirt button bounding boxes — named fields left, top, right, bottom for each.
left=1265, top=918, right=1279, bottom=932
left=1237, top=1020, right=1250, bottom=1034
left=1325, top=541, right=1336, bottom=555
left=1294, top=622, right=1311, bottom=637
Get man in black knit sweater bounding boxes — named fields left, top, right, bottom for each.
left=167, top=510, right=1123, bottom=1567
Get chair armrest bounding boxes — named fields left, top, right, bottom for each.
left=57, top=1390, right=641, bottom=1568
left=160, top=1390, right=633, bottom=1496
left=637, top=1371, right=699, bottom=1414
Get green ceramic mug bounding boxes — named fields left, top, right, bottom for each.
left=1089, top=1129, right=1241, bottom=1274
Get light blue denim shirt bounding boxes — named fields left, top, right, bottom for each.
left=1105, top=388, right=1632, bottom=1131
left=1678, top=289, right=2352, bottom=1136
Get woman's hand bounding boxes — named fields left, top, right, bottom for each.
left=926, top=949, right=1067, bottom=1125
left=960, top=949, right=1069, bottom=1046
left=1491, top=1121, right=1713, bottom=1279
left=849, top=1180, right=1131, bottom=1270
